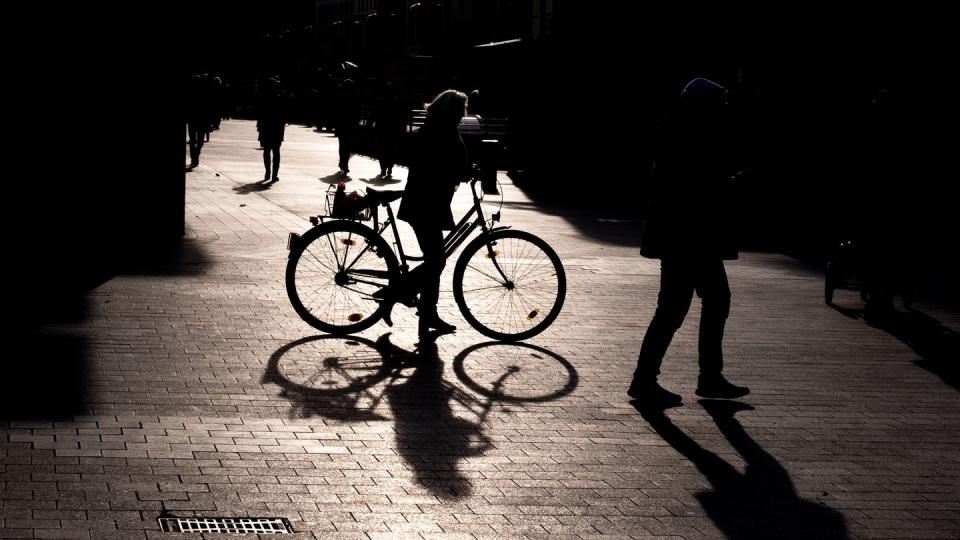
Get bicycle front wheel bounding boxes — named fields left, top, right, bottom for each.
left=453, top=229, right=566, bottom=341
left=286, top=220, right=398, bottom=334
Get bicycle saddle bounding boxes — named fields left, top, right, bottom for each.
left=365, top=187, right=403, bottom=207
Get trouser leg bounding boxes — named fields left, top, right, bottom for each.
left=631, top=259, right=694, bottom=383
left=696, top=260, right=731, bottom=377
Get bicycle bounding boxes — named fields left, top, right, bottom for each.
left=285, top=176, right=566, bottom=341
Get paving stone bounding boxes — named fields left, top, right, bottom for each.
left=5, top=119, right=958, bottom=539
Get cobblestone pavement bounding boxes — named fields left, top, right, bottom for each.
left=2, top=120, right=958, bottom=539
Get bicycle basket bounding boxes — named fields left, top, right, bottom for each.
left=326, top=186, right=371, bottom=221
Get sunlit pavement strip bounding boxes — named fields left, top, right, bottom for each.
left=3, top=119, right=958, bottom=539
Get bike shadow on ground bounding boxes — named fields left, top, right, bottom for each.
left=263, top=333, right=579, bottom=500
left=261, top=334, right=399, bottom=423
left=635, top=399, right=849, bottom=539
left=831, top=304, right=960, bottom=391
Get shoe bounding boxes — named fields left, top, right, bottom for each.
left=627, top=380, right=682, bottom=406
left=427, top=318, right=456, bottom=333
left=695, top=374, right=750, bottom=399
left=418, top=314, right=456, bottom=336
left=272, top=176, right=279, bottom=183
left=264, top=171, right=271, bottom=181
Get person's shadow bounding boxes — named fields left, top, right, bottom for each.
left=232, top=179, right=274, bottom=194
left=832, top=305, right=960, bottom=391
left=383, top=337, right=492, bottom=500
left=360, top=175, right=402, bottom=187
left=635, top=400, right=848, bottom=539
left=320, top=172, right=351, bottom=184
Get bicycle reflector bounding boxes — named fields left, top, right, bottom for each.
left=347, top=313, right=364, bottom=322
left=527, top=308, right=540, bottom=320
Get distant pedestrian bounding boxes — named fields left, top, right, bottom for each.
left=256, top=77, right=286, bottom=182
left=859, top=89, right=912, bottom=317
left=628, top=77, right=750, bottom=406
left=335, top=78, right=360, bottom=174
left=202, top=73, right=214, bottom=142
left=211, top=76, right=224, bottom=130
left=186, top=74, right=209, bottom=168
left=374, top=82, right=406, bottom=177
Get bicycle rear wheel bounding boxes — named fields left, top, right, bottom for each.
left=286, top=220, right=398, bottom=334
left=453, top=229, right=566, bottom=341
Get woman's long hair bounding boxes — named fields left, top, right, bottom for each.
left=425, top=89, right=468, bottom=128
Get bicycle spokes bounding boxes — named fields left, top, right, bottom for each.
left=292, top=227, right=393, bottom=329
left=456, top=233, right=564, bottom=340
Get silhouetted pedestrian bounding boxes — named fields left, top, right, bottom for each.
left=374, top=82, right=405, bottom=177
left=256, top=77, right=286, bottom=182
left=201, top=73, right=214, bottom=142
left=628, top=77, right=750, bottom=405
left=860, top=89, right=912, bottom=317
left=220, top=79, right=233, bottom=121
left=335, top=78, right=360, bottom=174
left=186, top=74, right=210, bottom=168
left=211, top=76, right=224, bottom=130
left=396, top=89, right=471, bottom=339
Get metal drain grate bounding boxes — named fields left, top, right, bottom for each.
left=158, top=517, right=293, bottom=534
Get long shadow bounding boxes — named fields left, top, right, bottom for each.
left=264, top=334, right=576, bottom=500
left=832, top=305, right=960, bottom=391
left=265, top=333, right=490, bottom=498
left=359, top=175, right=403, bottom=187
left=451, top=341, right=578, bottom=403
left=118, top=237, right=213, bottom=276
left=3, top=301, right=91, bottom=420
left=497, top=193, right=648, bottom=247
left=320, top=172, right=351, bottom=184
left=635, top=400, right=848, bottom=539
left=383, top=337, right=491, bottom=500
left=509, top=176, right=648, bottom=247
left=261, top=334, right=400, bottom=422
left=232, top=179, right=275, bottom=194
left=8, top=234, right=212, bottom=420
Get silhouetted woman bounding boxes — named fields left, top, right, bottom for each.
left=256, top=77, right=285, bottom=182
left=398, top=90, right=470, bottom=338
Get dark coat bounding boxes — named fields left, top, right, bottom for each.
left=641, top=78, right=739, bottom=261
left=256, top=95, right=286, bottom=144
left=398, top=123, right=469, bottom=230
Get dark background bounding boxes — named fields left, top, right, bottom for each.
left=8, top=1, right=958, bottom=333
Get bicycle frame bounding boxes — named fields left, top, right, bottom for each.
left=373, top=178, right=507, bottom=275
